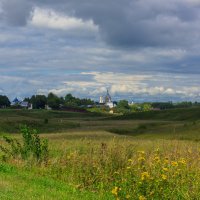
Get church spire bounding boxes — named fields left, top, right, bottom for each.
left=105, top=89, right=111, bottom=103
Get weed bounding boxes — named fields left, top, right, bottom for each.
left=0, top=125, right=49, bottom=163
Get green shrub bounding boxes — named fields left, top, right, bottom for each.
left=0, top=125, right=49, bottom=163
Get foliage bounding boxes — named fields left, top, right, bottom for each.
left=30, top=95, right=47, bottom=109
left=0, top=108, right=200, bottom=199
left=47, top=93, right=61, bottom=109
left=0, top=125, right=49, bottom=163
left=64, top=93, right=94, bottom=107
left=115, top=100, right=130, bottom=113
left=130, top=103, right=152, bottom=112
left=0, top=95, right=10, bottom=108
left=0, top=163, right=107, bottom=200
left=31, top=140, right=200, bottom=199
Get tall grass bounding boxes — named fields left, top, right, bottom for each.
left=2, top=133, right=198, bottom=200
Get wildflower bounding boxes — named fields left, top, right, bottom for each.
left=126, top=194, right=131, bottom=199
left=162, top=167, right=168, bottom=172
left=127, top=166, right=131, bottom=170
left=128, top=159, right=133, bottom=162
left=111, top=186, right=119, bottom=196
left=138, top=151, right=145, bottom=154
left=154, top=156, right=160, bottom=162
left=139, top=195, right=146, bottom=200
left=141, top=172, right=150, bottom=181
left=171, top=161, right=178, bottom=167
left=179, top=158, right=186, bottom=165
left=161, top=174, right=167, bottom=180
left=138, top=157, right=145, bottom=162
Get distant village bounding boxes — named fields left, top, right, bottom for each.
left=0, top=90, right=118, bottom=111
left=0, top=90, right=199, bottom=113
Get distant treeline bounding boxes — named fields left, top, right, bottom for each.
left=0, top=93, right=94, bottom=109
left=1, top=94, right=200, bottom=111
left=151, top=101, right=200, bottom=109
left=115, top=101, right=200, bottom=114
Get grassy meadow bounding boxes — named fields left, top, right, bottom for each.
left=0, top=108, right=200, bottom=199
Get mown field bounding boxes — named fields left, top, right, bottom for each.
left=0, top=108, right=200, bottom=199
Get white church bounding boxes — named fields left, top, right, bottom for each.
left=99, top=89, right=116, bottom=108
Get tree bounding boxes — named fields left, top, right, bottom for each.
left=0, top=95, right=10, bottom=108
left=141, top=103, right=152, bottom=111
left=64, top=93, right=95, bottom=108
left=30, top=95, right=47, bottom=109
left=116, top=100, right=130, bottom=113
left=47, top=93, right=61, bottom=109
left=65, top=93, right=75, bottom=102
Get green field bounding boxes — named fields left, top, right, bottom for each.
left=0, top=108, right=200, bottom=199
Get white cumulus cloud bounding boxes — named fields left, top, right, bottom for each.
left=30, top=7, right=98, bottom=33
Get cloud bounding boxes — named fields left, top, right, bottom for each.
left=1, top=0, right=32, bottom=26
left=30, top=0, right=200, bottom=48
left=30, top=7, right=98, bottom=33
left=1, top=0, right=200, bottom=48
left=0, top=0, right=200, bottom=102
left=42, top=72, right=200, bottom=102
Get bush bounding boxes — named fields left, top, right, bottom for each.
left=0, top=125, right=49, bottom=163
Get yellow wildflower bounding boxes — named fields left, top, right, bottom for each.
left=127, top=166, right=131, bottom=170
left=139, top=195, right=146, bottom=200
left=138, top=151, right=145, bottom=154
left=126, top=194, right=131, bottom=199
left=128, top=159, right=133, bottom=162
left=154, top=156, right=160, bottom=162
left=161, top=174, right=167, bottom=180
left=138, top=157, right=145, bottom=162
left=141, top=172, right=150, bottom=181
left=162, top=167, right=168, bottom=172
left=111, top=186, right=119, bottom=196
left=179, top=158, right=186, bottom=165
left=171, top=161, right=178, bottom=167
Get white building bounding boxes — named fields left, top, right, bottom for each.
left=99, top=89, right=116, bottom=108
left=99, top=96, right=104, bottom=104
left=11, top=97, right=32, bottom=109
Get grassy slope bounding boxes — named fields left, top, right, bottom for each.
left=111, top=107, right=200, bottom=121
left=0, top=108, right=200, bottom=199
left=0, top=108, right=200, bottom=140
left=0, top=109, right=105, bottom=133
left=0, top=163, right=112, bottom=200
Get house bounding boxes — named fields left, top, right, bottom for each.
left=20, top=101, right=29, bottom=108
left=11, top=97, right=32, bottom=109
left=11, top=97, right=21, bottom=106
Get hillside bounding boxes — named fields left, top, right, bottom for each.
left=111, top=107, right=200, bottom=121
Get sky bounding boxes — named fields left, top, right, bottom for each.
left=1, top=0, right=200, bottom=102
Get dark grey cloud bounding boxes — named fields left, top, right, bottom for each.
left=1, top=0, right=200, bottom=47
left=1, top=0, right=32, bottom=26
left=63, top=0, right=200, bottom=47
